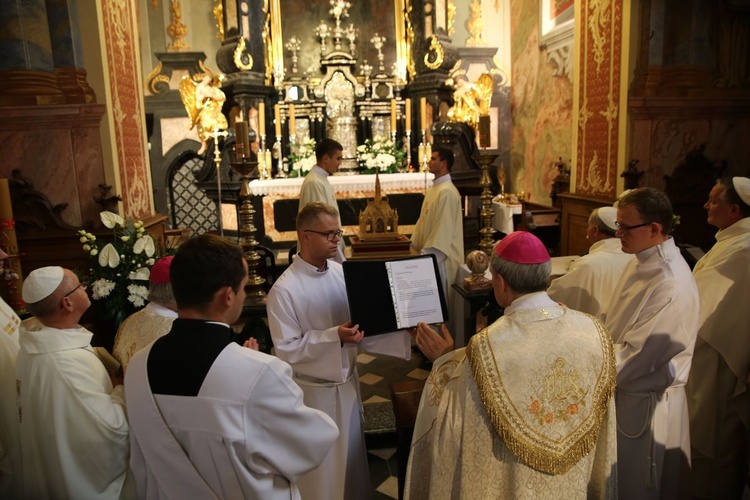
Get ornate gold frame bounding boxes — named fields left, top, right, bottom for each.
left=268, top=0, right=408, bottom=83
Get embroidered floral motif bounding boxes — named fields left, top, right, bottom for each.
left=528, top=357, right=589, bottom=426
left=427, top=359, right=460, bottom=406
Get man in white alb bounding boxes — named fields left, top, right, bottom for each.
left=0, top=249, right=21, bottom=498
left=125, top=234, right=338, bottom=499
left=602, top=187, right=699, bottom=499
left=411, top=147, right=464, bottom=327
left=686, top=176, right=750, bottom=499
left=298, top=138, right=346, bottom=262
left=548, top=206, right=634, bottom=316
left=16, top=266, right=133, bottom=499
left=267, top=202, right=411, bottom=500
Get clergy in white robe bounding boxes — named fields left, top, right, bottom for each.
left=268, top=203, right=411, bottom=500
left=686, top=177, right=750, bottom=498
left=405, top=231, right=618, bottom=499
left=125, top=234, right=338, bottom=499
left=548, top=206, right=634, bottom=316
left=602, top=188, right=699, bottom=499
left=16, top=267, right=133, bottom=499
left=411, top=147, right=464, bottom=328
left=0, top=293, right=21, bottom=499
left=298, top=139, right=346, bottom=262
left=113, top=256, right=177, bottom=371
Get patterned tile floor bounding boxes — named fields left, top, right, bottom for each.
left=358, top=348, right=431, bottom=499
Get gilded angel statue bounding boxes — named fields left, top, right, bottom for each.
left=179, top=73, right=228, bottom=155
left=446, top=72, right=494, bottom=131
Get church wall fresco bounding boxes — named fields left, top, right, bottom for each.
left=509, top=0, right=574, bottom=206
left=101, top=0, right=154, bottom=219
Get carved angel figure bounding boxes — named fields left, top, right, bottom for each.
left=179, top=73, right=228, bottom=155
left=446, top=73, right=494, bottom=131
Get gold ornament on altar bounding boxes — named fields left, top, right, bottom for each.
left=351, top=173, right=411, bottom=258
left=447, top=72, right=493, bottom=131
left=179, top=73, right=228, bottom=155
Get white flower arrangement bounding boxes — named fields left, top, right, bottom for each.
left=77, top=211, right=162, bottom=326
left=356, top=137, right=405, bottom=174
left=289, top=137, right=317, bottom=177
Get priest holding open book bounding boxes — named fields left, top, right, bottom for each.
left=267, top=202, right=411, bottom=500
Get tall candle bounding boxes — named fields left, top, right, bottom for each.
left=274, top=104, right=281, bottom=136
left=420, top=97, right=427, bottom=131
left=425, top=142, right=432, bottom=161
left=418, top=144, right=425, bottom=165
left=390, top=99, right=397, bottom=132
left=258, top=101, right=265, bottom=136
left=289, top=103, right=296, bottom=136
left=235, top=117, right=249, bottom=158
left=405, top=98, right=411, bottom=131
left=479, top=115, right=491, bottom=148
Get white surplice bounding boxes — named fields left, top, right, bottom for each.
left=16, top=317, right=132, bottom=499
left=405, top=293, right=618, bottom=499
left=686, top=217, right=750, bottom=497
left=548, top=237, right=634, bottom=316
left=411, top=174, right=464, bottom=326
left=125, top=340, right=339, bottom=500
left=0, top=297, right=21, bottom=499
left=299, top=165, right=346, bottom=262
left=267, top=257, right=411, bottom=500
left=602, top=237, right=699, bottom=499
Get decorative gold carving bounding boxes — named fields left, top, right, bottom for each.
left=447, top=0, right=456, bottom=37
left=403, top=0, right=416, bottom=79
left=179, top=73, right=228, bottom=155
left=588, top=0, right=610, bottom=73
left=466, top=0, right=486, bottom=47
left=263, top=0, right=273, bottom=84
left=144, top=61, right=170, bottom=95
left=213, top=0, right=224, bottom=42
left=447, top=73, right=493, bottom=130
left=234, top=37, right=254, bottom=71
left=424, top=35, right=445, bottom=70
left=167, top=0, right=190, bottom=52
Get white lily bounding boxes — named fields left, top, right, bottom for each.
left=100, top=211, right=124, bottom=229
left=98, top=243, right=120, bottom=268
left=133, top=235, right=155, bottom=257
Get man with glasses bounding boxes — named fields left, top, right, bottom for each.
left=686, top=176, right=750, bottom=498
left=268, top=202, right=411, bottom=500
left=16, top=266, right=134, bottom=499
left=602, top=187, right=699, bottom=499
left=298, top=138, right=346, bottom=262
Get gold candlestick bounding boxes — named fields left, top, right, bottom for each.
left=230, top=158, right=266, bottom=302
left=474, top=151, right=499, bottom=255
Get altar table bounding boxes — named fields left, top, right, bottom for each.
left=249, top=172, right=435, bottom=243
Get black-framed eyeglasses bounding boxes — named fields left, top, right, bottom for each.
left=304, top=229, right=343, bottom=242
left=63, top=282, right=87, bottom=298
left=614, top=221, right=652, bottom=231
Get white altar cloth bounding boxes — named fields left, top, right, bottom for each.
left=491, top=197, right=523, bottom=235
left=249, top=172, right=434, bottom=197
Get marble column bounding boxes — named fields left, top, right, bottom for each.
left=0, top=0, right=65, bottom=105
left=46, top=0, right=96, bottom=103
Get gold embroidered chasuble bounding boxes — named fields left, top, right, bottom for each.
left=405, top=296, right=618, bottom=499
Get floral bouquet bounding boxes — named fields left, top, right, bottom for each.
left=356, top=137, right=406, bottom=174
left=77, top=211, right=158, bottom=327
left=288, top=137, right=317, bottom=177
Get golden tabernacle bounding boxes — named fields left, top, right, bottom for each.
left=351, top=173, right=412, bottom=258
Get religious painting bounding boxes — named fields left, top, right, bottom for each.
left=539, top=0, right=574, bottom=46
left=273, top=0, right=400, bottom=79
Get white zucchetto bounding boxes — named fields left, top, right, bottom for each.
left=22, top=266, right=64, bottom=303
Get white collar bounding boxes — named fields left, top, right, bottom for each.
left=504, top=291, right=557, bottom=316
left=311, top=165, right=329, bottom=177
left=432, top=174, right=452, bottom=186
